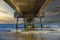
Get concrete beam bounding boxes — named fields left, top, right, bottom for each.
left=4, top=0, right=22, bottom=16
left=37, top=0, right=51, bottom=17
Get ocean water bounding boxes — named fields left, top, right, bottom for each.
left=0, top=22, right=60, bottom=32
left=0, top=24, right=24, bottom=32
left=0, top=23, right=60, bottom=40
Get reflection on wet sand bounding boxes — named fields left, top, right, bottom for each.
left=14, top=32, right=37, bottom=40
left=14, top=32, right=45, bottom=40
left=23, top=34, right=36, bottom=40
left=37, top=33, right=45, bottom=40
left=0, top=32, right=45, bottom=40
left=0, top=31, right=60, bottom=40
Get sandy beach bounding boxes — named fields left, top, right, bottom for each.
left=0, top=30, right=60, bottom=40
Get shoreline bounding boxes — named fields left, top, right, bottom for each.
left=0, top=30, right=60, bottom=35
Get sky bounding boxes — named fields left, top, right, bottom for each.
left=0, top=0, right=24, bottom=24
left=0, top=0, right=60, bottom=24
left=44, top=0, right=60, bottom=21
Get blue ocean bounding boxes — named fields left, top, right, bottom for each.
left=0, top=22, right=60, bottom=32
left=0, top=23, right=40, bottom=31
left=0, top=24, right=25, bottom=32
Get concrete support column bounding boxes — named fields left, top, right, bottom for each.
left=40, top=17, right=43, bottom=30
left=24, top=18, right=35, bottom=30
left=32, top=18, right=34, bottom=28
left=16, top=17, right=19, bottom=30
left=24, top=18, right=27, bottom=28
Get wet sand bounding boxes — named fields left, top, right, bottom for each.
left=0, top=31, right=60, bottom=40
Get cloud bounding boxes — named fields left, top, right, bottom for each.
left=44, top=0, right=60, bottom=22
left=0, top=7, right=16, bottom=24
left=0, top=7, right=24, bottom=24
